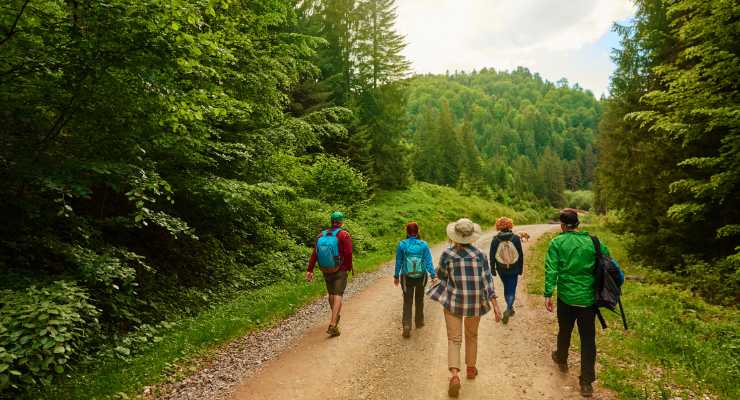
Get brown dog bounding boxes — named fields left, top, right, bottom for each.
left=519, top=232, right=530, bottom=242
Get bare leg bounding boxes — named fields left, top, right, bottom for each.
left=330, top=295, right=342, bottom=326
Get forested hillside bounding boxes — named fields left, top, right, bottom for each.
left=406, top=70, right=601, bottom=206
left=595, top=0, right=739, bottom=304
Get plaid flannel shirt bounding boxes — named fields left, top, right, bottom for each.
left=427, top=245, right=497, bottom=317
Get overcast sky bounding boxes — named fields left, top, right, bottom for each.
left=395, top=0, right=635, bottom=97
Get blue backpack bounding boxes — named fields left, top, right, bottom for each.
left=316, top=228, right=342, bottom=273
left=403, top=239, right=426, bottom=278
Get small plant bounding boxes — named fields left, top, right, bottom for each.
left=0, top=281, right=100, bottom=392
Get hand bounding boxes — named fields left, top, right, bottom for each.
left=545, top=297, right=554, bottom=313
left=493, top=301, right=502, bottom=322
left=394, top=277, right=399, bottom=286
left=305, top=271, right=313, bottom=283
left=430, top=277, right=439, bottom=286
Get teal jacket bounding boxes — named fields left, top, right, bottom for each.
left=544, top=230, right=610, bottom=307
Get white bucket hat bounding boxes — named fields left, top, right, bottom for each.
left=446, top=218, right=482, bottom=244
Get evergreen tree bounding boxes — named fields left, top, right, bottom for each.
left=354, top=0, right=410, bottom=89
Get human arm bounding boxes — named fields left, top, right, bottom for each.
left=482, top=253, right=497, bottom=301
left=514, top=235, right=524, bottom=275
left=543, top=241, right=559, bottom=299
left=423, top=244, right=436, bottom=278
left=488, top=237, right=499, bottom=276
left=339, top=230, right=353, bottom=272
left=437, top=251, right=449, bottom=281
left=394, top=241, right=404, bottom=279
left=306, top=245, right=317, bottom=282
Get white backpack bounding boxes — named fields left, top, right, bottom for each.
left=495, top=239, right=519, bottom=268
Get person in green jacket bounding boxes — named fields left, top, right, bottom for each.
left=544, top=208, right=611, bottom=398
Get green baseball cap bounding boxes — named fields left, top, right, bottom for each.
left=330, top=211, right=345, bottom=222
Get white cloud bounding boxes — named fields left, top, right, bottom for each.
left=395, top=0, right=635, bottom=95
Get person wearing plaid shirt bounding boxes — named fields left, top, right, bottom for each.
left=428, top=218, right=502, bottom=398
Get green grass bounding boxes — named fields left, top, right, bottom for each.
left=527, top=226, right=740, bottom=399
left=31, top=182, right=546, bottom=400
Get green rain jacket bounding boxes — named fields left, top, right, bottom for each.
left=544, top=230, right=610, bottom=307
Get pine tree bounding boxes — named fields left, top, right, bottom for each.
left=353, top=0, right=410, bottom=90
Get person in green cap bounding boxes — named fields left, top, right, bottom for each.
left=306, top=211, right=353, bottom=337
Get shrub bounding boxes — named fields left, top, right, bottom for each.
left=0, top=281, right=100, bottom=392
left=306, top=155, right=368, bottom=205
left=563, top=190, right=594, bottom=211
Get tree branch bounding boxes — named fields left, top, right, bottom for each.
left=0, top=0, right=31, bottom=47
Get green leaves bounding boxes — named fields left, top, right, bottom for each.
left=0, top=282, right=100, bottom=391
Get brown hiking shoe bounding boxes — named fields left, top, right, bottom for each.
left=448, top=375, right=461, bottom=398
left=328, top=325, right=340, bottom=337
left=466, top=366, right=478, bottom=379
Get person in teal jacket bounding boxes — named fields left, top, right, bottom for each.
left=394, top=221, right=435, bottom=338
left=544, top=208, right=611, bottom=398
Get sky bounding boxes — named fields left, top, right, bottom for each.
left=394, top=0, right=635, bottom=97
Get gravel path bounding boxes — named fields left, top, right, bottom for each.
left=152, top=224, right=612, bottom=400
left=149, top=259, right=397, bottom=400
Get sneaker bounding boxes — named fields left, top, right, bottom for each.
left=580, top=382, right=593, bottom=397
left=502, top=309, right=511, bottom=324
left=402, top=325, right=411, bottom=338
left=551, top=351, right=568, bottom=372
left=328, top=325, right=340, bottom=337
left=466, top=366, right=478, bottom=380
left=448, top=375, right=461, bottom=398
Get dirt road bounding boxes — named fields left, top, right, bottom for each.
left=231, top=224, right=610, bottom=400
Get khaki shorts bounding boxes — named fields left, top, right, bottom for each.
left=323, top=270, right=348, bottom=295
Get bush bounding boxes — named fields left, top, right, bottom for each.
left=0, top=282, right=100, bottom=392
left=563, top=190, right=594, bottom=211
left=306, top=155, right=368, bottom=205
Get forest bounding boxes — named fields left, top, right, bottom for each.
left=0, top=0, right=738, bottom=397
left=406, top=69, right=601, bottom=206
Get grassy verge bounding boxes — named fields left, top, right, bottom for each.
left=526, top=226, right=740, bottom=399
left=32, top=182, right=545, bottom=399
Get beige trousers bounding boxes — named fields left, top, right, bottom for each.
left=443, top=309, right=481, bottom=371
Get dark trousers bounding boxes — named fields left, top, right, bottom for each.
left=401, top=275, right=426, bottom=328
left=554, top=299, right=597, bottom=384
left=499, top=273, right=518, bottom=310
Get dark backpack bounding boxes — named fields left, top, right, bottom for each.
left=590, top=236, right=628, bottom=330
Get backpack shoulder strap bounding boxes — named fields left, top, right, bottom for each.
left=590, top=235, right=602, bottom=257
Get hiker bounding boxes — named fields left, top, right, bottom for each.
left=544, top=208, right=611, bottom=397
left=428, top=218, right=502, bottom=398
left=394, top=221, right=436, bottom=338
left=488, top=217, right=524, bottom=324
left=306, top=211, right=353, bottom=337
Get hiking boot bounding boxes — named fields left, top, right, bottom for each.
left=551, top=351, right=568, bottom=372
left=328, top=325, right=340, bottom=337
left=502, top=309, right=511, bottom=324
left=402, top=325, right=411, bottom=338
left=580, top=382, right=593, bottom=397
left=448, top=375, right=461, bottom=398
left=466, top=366, right=478, bottom=380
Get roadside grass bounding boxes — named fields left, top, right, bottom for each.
left=526, top=226, right=740, bottom=399
left=30, top=182, right=546, bottom=400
